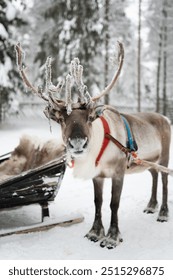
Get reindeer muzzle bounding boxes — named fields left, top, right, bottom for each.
left=68, top=137, right=88, bottom=157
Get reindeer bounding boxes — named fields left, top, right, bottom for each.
left=15, top=42, right=172, bottom=249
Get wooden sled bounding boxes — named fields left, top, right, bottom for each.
left=0, top=153, right=84, bottom=237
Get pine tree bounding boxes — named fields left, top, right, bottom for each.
left=0, top=0, right=26, bottom=122
left=104, top=0, right=110, bottom=104
left=146, top=0, right=173, bottom=115
left=103, top=0, right=134, bottom=106
left=137, top=0, right=142, bottom=112
left=34, top=0, right=103, bottom=94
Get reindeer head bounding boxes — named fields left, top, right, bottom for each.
left=15, top=42, right=124, bottom=158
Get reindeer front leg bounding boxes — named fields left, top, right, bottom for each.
left=100, top=176, right=124, bottom=249
left=85, top=178, right=105, bottom=242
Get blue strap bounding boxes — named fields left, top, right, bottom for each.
left=121, top=115, right=137, bottom=151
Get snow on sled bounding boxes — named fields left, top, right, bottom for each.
left=0, top=135, right=84, bottom=237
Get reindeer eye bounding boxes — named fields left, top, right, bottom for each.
left=58, top=117, right=64, bottom=124
left=88, top=115, right=94, bottom=123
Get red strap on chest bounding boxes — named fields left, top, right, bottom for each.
left=95, top=116, right=111, bottom=166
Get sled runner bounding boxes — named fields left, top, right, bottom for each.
left=0, top=215, right=84, bottom=238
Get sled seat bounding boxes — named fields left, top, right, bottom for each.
left=0, top=155, right=66, bottom=221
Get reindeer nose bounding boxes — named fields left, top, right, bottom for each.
left=68, top=137, right=88, bottom=154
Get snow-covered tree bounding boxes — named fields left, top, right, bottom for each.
left=25, top=0, right=136, bottom=106
left=102, top=0, right=135, bottom=106
left=0, top=0, right=26, bottom=122
left=33, top=0, right=103, bottom=95
left=144, top=0, right=173, bottom=114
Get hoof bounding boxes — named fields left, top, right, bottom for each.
left=100, top=240, right=115, bottom=249
left=157, top=215, right=168, bottom=222
left=157, top=205, right=168, bottom=222
left=144, top=208, right=155, bottom=214
left=100, top=235, right=123, bottom=249
left=85, top=228, right=105, bottom=243
left=144, top=204, right=158, bottom=214
left=85, top=233, right=99, bottom=242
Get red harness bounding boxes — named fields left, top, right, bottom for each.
left=95, top=116, right=110, bottom=166
left=68, top=116, right=139, bottom=168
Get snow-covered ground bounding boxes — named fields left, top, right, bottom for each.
left=0, top=117, right=173, bottom=260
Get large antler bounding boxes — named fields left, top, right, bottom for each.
left=15, top=43, right=64, bottom=108
left=15, top=43, right=49, bottom=102
left=15, top=43, right=83, bottom=114
left=70, top=57, right=93, bottom=106
left=92, top=41, right=124, bottom=102
left=15, top=42, right=124, bottom=115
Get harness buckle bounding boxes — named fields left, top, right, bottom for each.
left=127, top=153, right=133, bottom=168
left=127, top=151, right=141, bottom=168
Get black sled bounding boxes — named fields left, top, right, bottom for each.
left=0, top=153, right=66, bottom=221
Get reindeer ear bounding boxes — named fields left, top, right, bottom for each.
left=44, top=107, right=63, bottom=123
left=53, top=111, right=65, bottom=124
left=88, top=105, right=106, bottom=123
left=94, top=105, right=105, bottom=117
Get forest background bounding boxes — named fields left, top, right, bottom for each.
left=0, top=0, right=173, bottom=123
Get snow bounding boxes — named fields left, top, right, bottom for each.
left=0, top=118, right=173, bottom=260
left=125, top=0, right=138, bottom=25
left=6, top=2, right=17, bottom=21
left=0, top=56, right=12, bottom=87
left=0, top=23, right=8, bottom=39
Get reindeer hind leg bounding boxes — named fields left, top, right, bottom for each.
left=157, top=134, right=170, bottom=222
left=157, top=171, right=168, bottom=222
left=144, top=169, right=158, bottom=214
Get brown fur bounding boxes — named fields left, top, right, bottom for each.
left=0, top=135, right=65, bottom=182
left=47, top=104, right=171, bottom=249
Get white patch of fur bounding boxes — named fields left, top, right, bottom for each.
left=71, top=111, right=127, bottom=180
left=71, top=118, right=104, bottom=179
